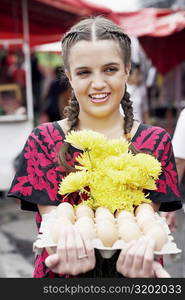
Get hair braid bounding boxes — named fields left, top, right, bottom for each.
left=63, top=91, right=79, bottom=131
left=58, top=92, right=79, bottom=173
left=121, top=85, right=134, bottom=141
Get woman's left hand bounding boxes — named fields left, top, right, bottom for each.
left=45, top=223, right=96, bottom=275
left=116, top=236, right=156, bottom=278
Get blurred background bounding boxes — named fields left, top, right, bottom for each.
left=0, top=0, right=185, bottom=278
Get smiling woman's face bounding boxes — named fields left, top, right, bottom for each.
left=65, top=39, right=130, bottom=119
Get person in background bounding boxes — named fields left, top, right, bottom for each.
left=161, top=108, right=185, bottom=231
left=7, top=16, right=181, bottom=278
left=31, top=53, right=44, bottom=116
left=39, top=67, right=71, bottom=124
left=126, top=62, right=150, bottom=124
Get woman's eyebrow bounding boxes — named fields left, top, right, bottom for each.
left=75, top=66, right=89, bottom=71
left=103, top=63, right=120, bottom=67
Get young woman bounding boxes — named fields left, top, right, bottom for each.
left=7, top=16, right=181, bottom=278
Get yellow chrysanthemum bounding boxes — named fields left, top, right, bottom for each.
left=58, top=171, right=89, bottom=195
left=106, top=139, right=129, bottom=156
left=65, top=130, right=108, bottom=153
left=101, top=153, right=133, bottom=171
left=133, top=153, right=162, bottom=179
left=58, top=129, right=162, bottom=213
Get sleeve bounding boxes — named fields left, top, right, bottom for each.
left=172, top=109, right=185, bottom=159
left=146, top=131, right=182, bottom=212
left=7, top=126, right=61, bottom=212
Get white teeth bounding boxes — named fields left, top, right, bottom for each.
left=90, top=93, right=108, bottom=99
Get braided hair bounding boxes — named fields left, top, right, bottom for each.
left=58, top=16, right=135, bottom=171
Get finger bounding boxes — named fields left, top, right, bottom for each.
left=123, top=238, right=148, bottom=270
left=117, top=240, right=136, bottom=267
left=132, top=237, right=149, bottom=271
left=45, top=253, right=60, bottom=269
left=81, top=236, right=96, bottom=271
left=83, top=236, right=95, bottom=260
left=153, top=261, right=171, bottom=278
left=74, top=227, right=87, bottom=259
left=57, top=223, right=67, bottom=262
left=66, top=223, right=77, bottom=263
left=142, top=238, right=155, bottom=276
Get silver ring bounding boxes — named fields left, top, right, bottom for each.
left=78, top=254, right=88, bottom=259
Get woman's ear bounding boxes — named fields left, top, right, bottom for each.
left=125, top=63, right=131, bottom=80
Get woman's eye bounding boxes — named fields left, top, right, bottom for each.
left=76, top=70, right=90, bottom=76
left=105, top=67, right=118, bottom=73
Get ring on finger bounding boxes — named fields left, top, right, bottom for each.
left=78, top=254, right=88, bottom=259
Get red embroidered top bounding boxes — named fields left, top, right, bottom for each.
left=7, top=121, right=182, bottom=278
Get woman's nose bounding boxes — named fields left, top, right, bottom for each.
left=91, top=74, right=106, bottom=89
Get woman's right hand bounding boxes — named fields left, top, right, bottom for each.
left=116, top=237, right=171, bottom=278
left=45, top=223, right=96, bottom=275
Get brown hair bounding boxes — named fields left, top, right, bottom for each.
left=58, top=16, right=134, bottom=171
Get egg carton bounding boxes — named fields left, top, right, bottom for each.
left=33, top=211, right=182, bottom=259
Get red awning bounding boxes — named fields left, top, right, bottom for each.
left=0, top=0, right=185, bottom=74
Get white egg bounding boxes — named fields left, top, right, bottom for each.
left=146, top=225, right=168, bottom=251
left=75, top=216, right=95, bottom=226
left=118, top=220, right=142, bottom=242
left=136, top=213, right=156, bottom=231
left=56, top=209, right=75, bottom=223
left=56, top=202, right=74, bottom=213
left=75, top=216, right=96, bottom=239
left=136, top=209, right=156, bottom=226
left=56, top=202, right=75, bottom=223
left=134, top=203, right=155, bottom=216
left=116, top=210, right=135, bottom=225
left=95, top=211, right=115, bottom=224
left=49, top=217, right=71, bottom=244
left=139, top=218, right=157, bottom=233
left=96, top=219, right=118, bottom=247
left=95, top=207, right=111, bottom=217
left=75, top=204, right=94, bottom=219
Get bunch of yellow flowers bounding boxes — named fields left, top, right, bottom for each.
left=58, top=130, right=162, bottom=213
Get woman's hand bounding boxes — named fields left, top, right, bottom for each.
left=45, top=223, right=96, bottom=275
left=116, top=236, right=166, bottom=278
left=160, top=211, right=177, bottom=232
left=153, top=261, right=171, bottom=278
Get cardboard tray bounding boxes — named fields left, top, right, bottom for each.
left=33, top=210, right=182, bottom=259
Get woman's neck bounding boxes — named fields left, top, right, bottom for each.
left=77, top=112, right=125, bottom=139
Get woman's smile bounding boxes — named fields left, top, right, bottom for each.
left=89, top=93, right=111, bottom=103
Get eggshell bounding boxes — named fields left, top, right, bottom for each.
left=56, top=202, right=75, bottom=223
left=135, top=203, right=155, bottom=216
left=96, top=219, right=118, bottom=247
left=56, top=202, right=74, bottom=213
left=95, top=207, right=112, bottom=217
left=139, top=219, right=157, bottom=234
left=56, top=210, right=75, bottom=223
left=95, top=211, right=115, bottom=224
left=136, top=214, right=156, bottom=231
left=75, top=216, right=95, bottom=226
left=118, top=221, right=142, bottom=242
left=75, top=216, right=96, bottom=239
left=116, top=210, right=135, bottom=225
left=75, top=204, right=94, bottom=219
left=50, top=217, right=71, bottom=244
left=136, top=210, right=155, bottom=225
left=115, top=209, right=134, bottom=218
left=146, top=225, right=168, bottom=251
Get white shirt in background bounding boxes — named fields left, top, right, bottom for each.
left=172, top=108, right=185, bottom=159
